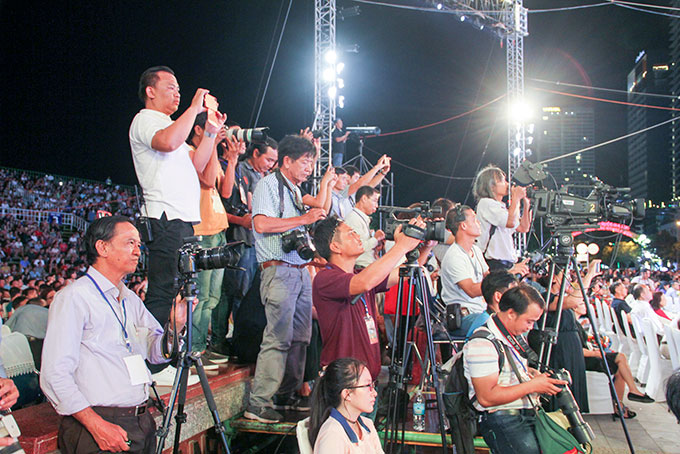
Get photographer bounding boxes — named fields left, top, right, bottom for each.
left=473, top=165, right=531, bottom=271
left=312, top=216, right=431, bottom=384
left=330, top=157, right=391, bottom=220
left=210, top=137, right=278, bottom=356
left=344, top=186, right=385, bottom=269
left=440, top=205, right=527, bottom=337
left=244, top=135, right=326, bottom=424
left=128, top=66, right=226, bottom=359
left=464, top=284, right=567, bottom=454
left=185, top=113, right=237, bottom=364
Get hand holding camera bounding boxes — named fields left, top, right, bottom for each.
left=529, top=372, right=568, bottom=396
left=303, top=208, right=326, bottom=224
left=392, top=218, right=426, bottom=253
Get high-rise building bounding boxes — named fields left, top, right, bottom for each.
left=671, top=1, right=680, bottom=201
left=537, top=105, right=595, bottom=195
left=627, top=50, right=671, bottom=206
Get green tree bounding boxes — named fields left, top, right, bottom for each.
left=601, top=241, right=641, bottom=268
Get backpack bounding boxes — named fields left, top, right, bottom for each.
left=442, top=328, right=505, bottom=454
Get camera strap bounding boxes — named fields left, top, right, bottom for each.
left=483, top=224, right=497, bottom=257
left=275, top=170, right=304, bottom=218
left=492, top=314, right=539, bottom=365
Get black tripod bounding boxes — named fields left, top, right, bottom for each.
left=154, top=271, right=231, bottom=454
left=383, top=250, right=448, bottom=453
left=537, top=230, right=635, bottom=454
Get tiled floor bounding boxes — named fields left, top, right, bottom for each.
left=585, top=396, right=680, bottom=453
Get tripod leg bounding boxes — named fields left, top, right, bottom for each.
left=194, top=358, right=232, bottom=454
left=171, top=359, right=192, bottom=454
left=155, top=356, right=187, bottom=454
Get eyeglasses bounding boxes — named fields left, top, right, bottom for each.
left=347, top=380, right=378, bottom=391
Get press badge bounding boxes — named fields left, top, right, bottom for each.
left=124, top=354, right=150, bottom=386
left=365, top=316, right=379, bottom=345
left=239, top=183, right=248, bottom=205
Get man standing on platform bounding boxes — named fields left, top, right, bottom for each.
left=128, top=67, right=226, bottom=381
left=344, top=186, right=384, bottom=269
left=41, top=216, right=190, bottom=454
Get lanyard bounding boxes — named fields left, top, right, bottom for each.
left=86, top=274, right=132, bottom=353
left=359, top=296, right=371, bottom=319
left=492, top=314, right=539, bottom=367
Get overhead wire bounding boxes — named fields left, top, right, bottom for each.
left=529, top=2, right=612, bottom=13
left=362, top=144, right=474, bottom=180
left=535, top=87, right=680, bottom=112
left=530, top=78, right=678, bottom=100
left=610, top=1, right=680, bottom=17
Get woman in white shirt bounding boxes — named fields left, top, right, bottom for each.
left=308, top=358, right=384, bottom=453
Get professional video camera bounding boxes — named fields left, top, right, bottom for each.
left=378, top=202, right=446, bottom=242
left=347, top=125, right=381, bottom=141
left=178, top=237, right=242, bottom=275
left=548, top=368, right=595, bottom=445
left=513, top=160, right=645, bottom=230
left=224, top=127, right=270, bottom=144
left=281, top=229, right=316, bottom=260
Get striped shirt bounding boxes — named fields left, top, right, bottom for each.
left=463, top=317, right=535, bottom=412
left=251, top=171, right=309, bottom=264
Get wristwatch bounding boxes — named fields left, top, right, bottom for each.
left=204, top=130, right=217, bottom=139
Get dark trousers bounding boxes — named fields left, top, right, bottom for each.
left=58, top=409, right=156, bottom=454
left=144, top=213, right=194, bottom=327
left=486, top=258, right=514, bottom=272
left=479, top=409, right=540, bottom=454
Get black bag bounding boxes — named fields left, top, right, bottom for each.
left=231, top=271, right=265, bottom=363
left=442, top=328, right=504, bottom=454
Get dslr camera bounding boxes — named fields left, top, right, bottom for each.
left=177, top=236, right=243, bottom=275
left=378, top=202, right=446, bottom=242
left=548, top=368, right=595, bottom=445
left=281, top=229, right=316, bottom=261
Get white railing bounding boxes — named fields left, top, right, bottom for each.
left=0, top=207, right=89, bottom=232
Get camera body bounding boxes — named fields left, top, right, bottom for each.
left=281, top=229, right=316, bottom=261
left=378, top=202, right=446, bottom=242
left=177, top=237, right=242, bottom=274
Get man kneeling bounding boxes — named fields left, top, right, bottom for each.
left=464, top=284, right=566, bottom=454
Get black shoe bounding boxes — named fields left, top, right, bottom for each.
left=197, top=357, right=220, bottom=371
left=204, top=350, right=229, bottom=364
left=628, top=392, right=655, bottom=403
left=244, top=405, right=282, bottom=423
left=273, top=394, right=311, bottom=412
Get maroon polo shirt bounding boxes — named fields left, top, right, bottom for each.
left=313, top=263, right=389, bottom=379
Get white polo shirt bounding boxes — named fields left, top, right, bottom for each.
left=476, top=197, right=518, bottom=262
left=129, top=109, right=200, bottom=222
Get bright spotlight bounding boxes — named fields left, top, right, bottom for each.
left=527, top=123, right=535, bottom=134
left=338, top=95, right=345, bottom=108
left=460, top=15, right=466, bottom=22
left=436, top=3, right=443, bottom=9
left=336, top=62, right=345, bottom=74
left=513, top=147, right=521, bottom=157
left=509, top=100, right=532, bottom=122
left=328, top=86, right=337, bottom=99
left=526, top=136, right=534, bottom=145
left=325, top=50, right=337, bottom=64
left=337, top=78, right=345, bottom=89
left=322, top=67, right=335, bottom=82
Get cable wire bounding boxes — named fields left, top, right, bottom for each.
left=253, top=0, right=293, bottom=128
left=611, top=1, right=680, bottom=17
left=530, top=2, right=611, bottom=13
left=362, top=145, right=474, bottom=180
left=535, top=87, right=680, bottom=112
left=609, top=0, right=680, bottom=11
left=540, top=115, right=680, bottom=165
left=530, top=78, right=678, bottom=100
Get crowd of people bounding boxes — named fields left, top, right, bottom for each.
left=2, top=65, right=680, bottom=454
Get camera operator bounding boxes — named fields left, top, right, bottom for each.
left=464, top=284, right=567, bottom=454
left=473, top=165, right=531, bottom=271
left=331, top=118, right=350, bottom=167
left=440, top=206, right=528, bottom=337
left=41, top=216, right=192, bottom=454
left=244, top=135, right=326, bottom=424
left=185, top=113, right=239, bottom=364
left=344, top=186, right=385, bottom=269
left=210, top=138, right=278, bottom=356
left=330, top=157, right=391, bottom=220
left=128, top=66, right=226, bottom=362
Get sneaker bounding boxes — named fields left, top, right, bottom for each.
left=198, top=357, right=220, bottom=371
left=273, top=394, right=311, bottom=412
left=244, top=405, right=282, bottom=423
left=203, top=350, right=229, bottom=364
left=152, top=365, right=200, bottom=387
left=628, top=392, right=655, bottom=403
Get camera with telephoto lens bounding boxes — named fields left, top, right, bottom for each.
left=548, top=368, right=595, bottom=445
left=178, top=237, right=242, bottom=274
left=378, top=202, right=446, bottom=242
left=281, top=229, right=316, bottom=260
left=223, top=127, right=270, bottom=144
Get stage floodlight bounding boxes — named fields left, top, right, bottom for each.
left=338, top=95, right=345, bottom=108
left=337, top=78, right=344, bottom=89
left=336, top=62, right=345, bottom=74
left=509, top=100, right=532, bottom=122
left=460, top=15, right=466, bottom=22
left=436, top=3, right=443, bottom=9
left=323, top=67, right=335, bottom=82
left=526, top=136, right=534, bottom=145
left=325, top=50, right=337, bottom=64
left=513, top=147, right=521, bottom=157
left=328, top=86, right=337, bottom=99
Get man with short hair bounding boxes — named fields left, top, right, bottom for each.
left=464, top=284, right=567, bottom=454
left=330, top=156, right=391, bottom=219
left=465, top=271, right=519, bottom=337
left=344, top=186, right=385, bottom=269
left=611, top=281, right=633, bottom=332
left=631, top=268, right=654, bottom=289
left=244, top=135, right=326, bottom=423
left=41, top=216, right=191, bottom=454
left=312, top=216, right=429, bottom=381
left=329, top=167, right=351, bottom=219
left=128, top=66, right=227, bottom=346
left=331, top=118, right=350, bottom=167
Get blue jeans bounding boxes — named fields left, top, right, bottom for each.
left=479, top=409, right=540, bottom=454
left=212, top=245, right=258, bottom=348
left=191, top=232, right=226, bottom=352
left=331, top=152, right=344, bottom=167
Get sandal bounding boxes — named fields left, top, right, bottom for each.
left=613, top=406, right=637, bottom=419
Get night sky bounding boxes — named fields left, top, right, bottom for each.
left=0, top=1, right=669, bottom=206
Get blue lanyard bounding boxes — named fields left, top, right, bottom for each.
left=507, top=342, right=528, bottom=373
left=86, top=274, right=131, bottom=353
left=360, top=296, right=371, bottom=318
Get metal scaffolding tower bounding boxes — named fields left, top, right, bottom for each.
left=313, top=0, right=336, bottom=194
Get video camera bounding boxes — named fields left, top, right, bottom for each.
left=513, top=160, right=645, bottom=230
left=178, top=237, right=243, bottom=275
left=378, top=202, right=446, bottom=242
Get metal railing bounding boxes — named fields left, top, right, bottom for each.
left=0, top=207, right=89, bottom=232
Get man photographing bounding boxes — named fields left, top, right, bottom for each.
left=244, top=135, right=326, bottom=423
